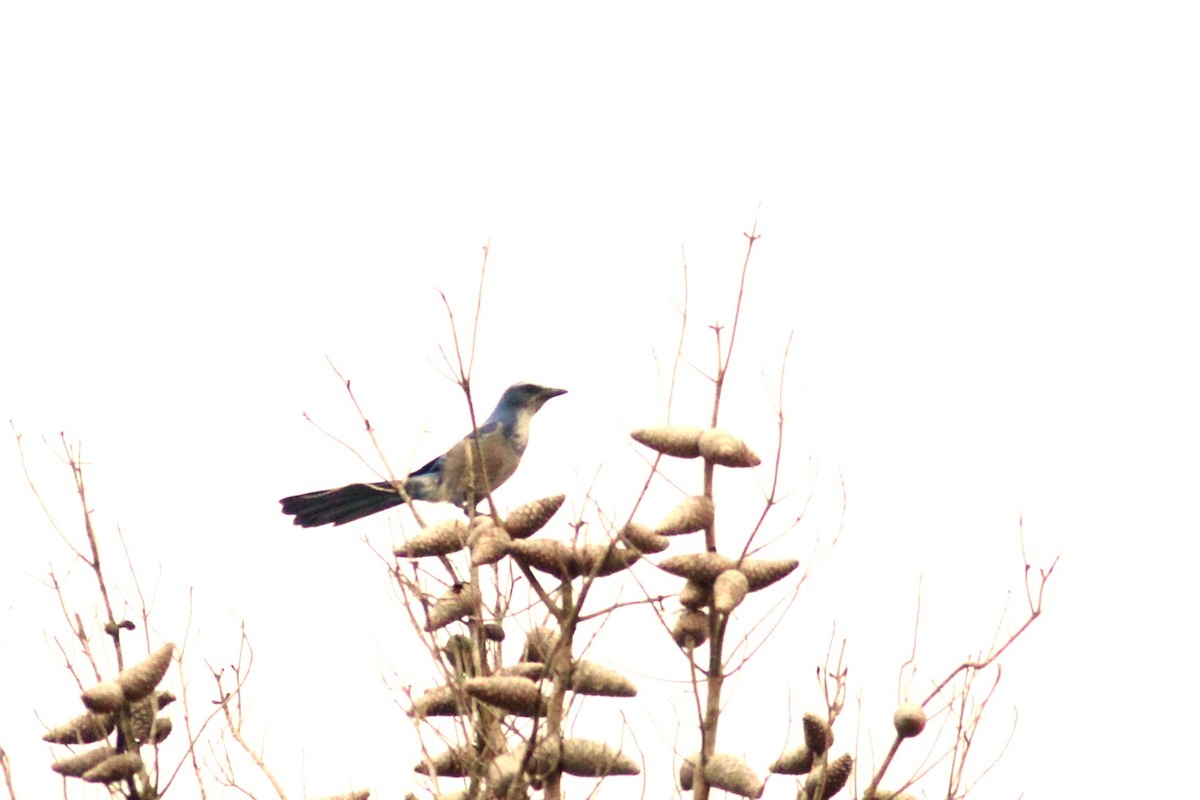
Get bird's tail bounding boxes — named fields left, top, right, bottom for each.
left=280, top=480, right=415, bottom=528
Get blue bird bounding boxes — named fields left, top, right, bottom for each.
left=280, top=383, right=566, bottom=527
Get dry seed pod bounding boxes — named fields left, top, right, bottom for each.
left=470, top=524, right=511, bottom=566
left=467, top=515, right=496, bottom=551
left=657, top=552, right=736, bottom=585
left=315, top=792, right=371, bottom=800
left=679, top=753, right=699, bottom=791
left=414, top=746, right=475, bottom=777
left=42, top=712, right=115, bottom=745
left=560, top=739, right=640, bottom=777
left=699, top=429, right=762, bottom=468
left=679, top=579, right=712, bottom=610
left=528, top=736, right=562, bottom=775
left=571, top=544, right=640, bottom=578
left=893, top=703, right=927, bottom=738
left=672, top=609, right=709, bottom=648
left=424, top=583, right=480, bottom=631
left=704, top=753, right=764, bottom=798
left=602, top=546, right=642, bottom=575
left=571, top=660, right=638, bottom=697
left=566, top=543, right=605, bottom=578
left=408, top=685, right=464, bottom=717
left=129, top=693, right=172, bottom=742
left=464, top=676, right=545, bottom=716
left=497, top=662, right=547, bottom=680
left=739, top=558, right=800, bottom=591
left=393, top=518, right=468, bottom=558
left=116, top=643, right=174, bottom=703
left=486, top=752, right=521, bottom=794
left=656, top=496, right=715, bottom=536
left=508, top=539, right=574, bottom=579
left=81, top=681, right=125, bottom=713
left=482, top=622, right=506, bottom=642
left=769, top=744, right=813, bottom=775
left=442, top=634, right=473, bottom=664
left=503, top=494, right=566, bottom=538
left=630, top=426, right=704, bottom=458
left=803, top=753, right=852, bottom=800
left=618, top=522, right=670, bottom=554
left=713, top=569, right=750, bottom=613
left=50, top=745, right=116, bottom=777
left=81, top=752, right=144, bottom=784
left=521, top=626, right=559, bottom=663
left=149, top=717, right=173, bottom=744
left=802, top=713, right=832, bottom=756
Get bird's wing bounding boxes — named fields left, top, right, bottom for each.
left=409, top=452, right=444, bottom=477
left=408, top=419, right=504, bottom=477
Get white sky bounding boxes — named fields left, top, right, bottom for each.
left=2, top=3, right=1198, bottom=799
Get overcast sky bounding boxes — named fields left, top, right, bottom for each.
left=2, top=3, right=1197, bottom=799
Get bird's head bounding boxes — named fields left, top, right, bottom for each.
left=496, top=383, right=567, bottom=415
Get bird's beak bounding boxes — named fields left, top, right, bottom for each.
left=542, top=387, right=567, bottom=400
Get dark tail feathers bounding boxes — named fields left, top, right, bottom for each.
left=280, top=481, right=407, bottom=527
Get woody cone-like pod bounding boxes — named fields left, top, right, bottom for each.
left=441, top=634, right=474, bottom=675
left=138, top=716, right=172, bottom=745
left=713, top=569, right=750, bottom=612
left=656, top=496, right=715, bottom=536
left=738, top=558, right=800, bottom=591
left=803, top=753, right=852, bottom=800
left=521, top=626, right=559, bottom=663
left=497, top=662, right=547, bottom=680
left=893, top=703, right=927, bottom=738
left=129, top=692, right=174, bottom=743
left=572, top=543, right=641, bottom=578
left=51, top=746, right=116, bottom=778
left=769, top=744, right=814, bottom=775
left=42, top=713, right=115, bottom=745
left=570, top=660, right=638, bottom=697
left=560, top=739, right=640, bottom=777
left=414, top=746, right=474, bottom=777
left=510, top=540, right=639, bottom=580
left=704, top=753, right=764, bottom=799
left=486, top=752, right=521, bottom=794
left=469, top=521, right=511, bottom=566
left=672, top=609, right=709, bottom=648
left=527, top=736, right=563, bottom=776
left=803, top=713, right=833, bottom=756
left=503, top=494, right=565, bottom=538
left=698, top=429, right=761, bottom=468
left=658, top=552, right=736, bottom=585
left=464, top=676, right=545, bottom=716
left=408, top=685, right=463, bottom=717
left=631, top=426, right=704, bottom=458
left=679, top=579, right=712, bottom=610
left=80, top=681, right=125, bottom=713
left=116, top=643, right=174, bottom=703
left=81, top=752, right=144, bottom=784
left=679, top=753, right=699, bottom=791
left=424, top=583, right=480, bottom=631
left=393, top=518, right=467, bottom=558
left=619, top=521, right=670, bottom=554
left=508, top=539, right=575, bottom=579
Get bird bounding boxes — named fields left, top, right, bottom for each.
left=280, top=383, right=566, bottom=527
